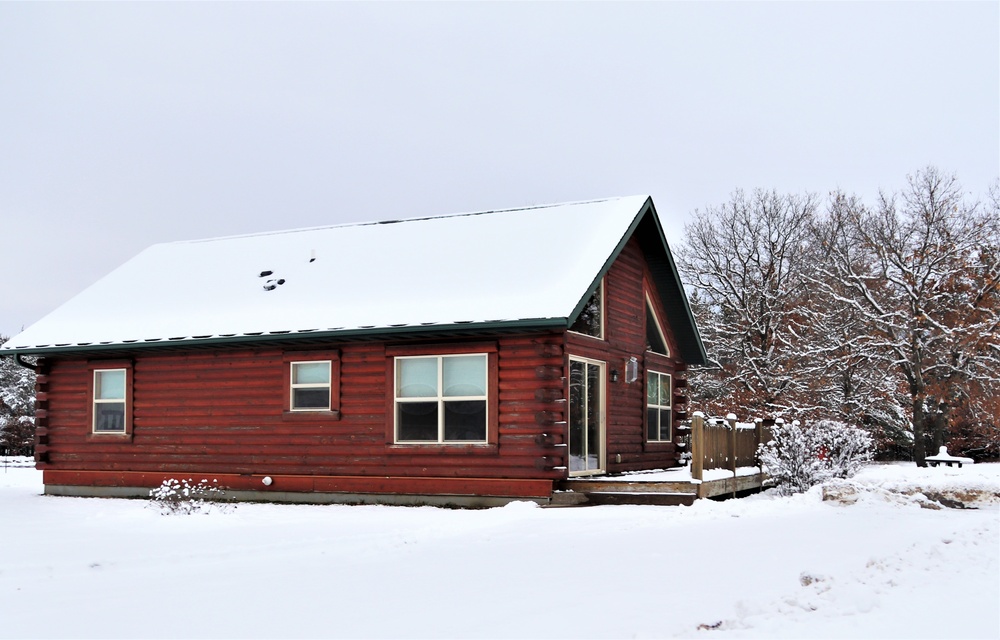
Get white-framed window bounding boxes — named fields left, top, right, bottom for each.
left=93, top=369, right=127, bottom=433
left=570, top=279, right=604, bottom=339
left=290, top=361, right=332, bottom=411
left=647, top=370, right=672, bottom=442
left=394, top=354, right=488, bottom=443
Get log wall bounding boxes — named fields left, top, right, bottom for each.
left=36, top=333, right=567, bottom=498
left=566, top=236, right=688, bottom=474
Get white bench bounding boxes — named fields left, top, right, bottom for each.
left=925, top=446, right=974, bottom=468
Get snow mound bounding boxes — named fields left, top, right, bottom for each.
left=821, top=463, right=1000, bottom=509
left=500, top=499, right=540, bottom=510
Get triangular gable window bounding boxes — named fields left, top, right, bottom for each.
left=570, top=279, right=604, bottom=339
left=645, top=296, right=670, bottom=356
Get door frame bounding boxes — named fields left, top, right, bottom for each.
left=567, top=355, right=607, bottom=477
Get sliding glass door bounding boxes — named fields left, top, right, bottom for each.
left=568, top=357, right=605, bottom=475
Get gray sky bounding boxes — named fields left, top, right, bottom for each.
left=1, top=1, right=997, bottom=339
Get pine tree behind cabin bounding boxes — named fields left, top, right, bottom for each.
left=0, top=336, right=35, bottom=457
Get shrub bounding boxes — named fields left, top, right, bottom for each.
left=148, top=478, right=235, bottom=515
left=758, top=419, right=873, bottom=495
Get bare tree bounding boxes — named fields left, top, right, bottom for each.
left=799, top=194, right=910, bottom=452
left=811, top=168, right=1000, bottom=465
left=676, top=189, right=820, bottom=417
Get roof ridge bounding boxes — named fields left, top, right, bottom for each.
left=178, top=196, right=637, bottom=245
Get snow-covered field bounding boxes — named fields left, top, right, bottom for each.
left=1, top=461, right=997, bottom=639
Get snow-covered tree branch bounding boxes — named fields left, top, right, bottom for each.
left=680, top=168, right=1000, bottom=464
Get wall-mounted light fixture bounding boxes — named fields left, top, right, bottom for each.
left=610, top=369, right=620, bottom=383
left=624, top=356, right=639, bottom=384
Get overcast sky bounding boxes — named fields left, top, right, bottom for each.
left=1, top=1, right=997, bottom=339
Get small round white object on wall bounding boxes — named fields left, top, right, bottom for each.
left=262, top=476, right=273, bottom=486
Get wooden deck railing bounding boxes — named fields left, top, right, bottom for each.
left=689, top=413, right=774, bottom=482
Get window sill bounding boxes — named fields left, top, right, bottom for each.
left=643, top=440, right=675, bottom=452
left=87, top=432, right=134, bottom=442
left=282, top=410, right=341, bottom=422
left=386, top=443, right=499, bottom=456
left=569, top=469, right=607, bottom=478
left=645, top=350, right=674, bottom=364
left=567, top=330, right=607, bottom=343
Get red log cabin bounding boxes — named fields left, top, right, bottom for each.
left=3, top=196, right=706, bottom=506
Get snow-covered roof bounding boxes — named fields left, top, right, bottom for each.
left=3, top=195, right=705, bottom=361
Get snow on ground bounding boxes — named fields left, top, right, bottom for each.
left=1, top=460, right=997, bottom=639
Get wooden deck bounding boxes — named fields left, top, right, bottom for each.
left=551, top=469, right=768, bottom=506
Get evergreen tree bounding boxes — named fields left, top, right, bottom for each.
left=0, top=336, right=36, bottom=456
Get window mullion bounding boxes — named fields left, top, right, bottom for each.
left=582, top=369, right=589, bottom=454
left=658, top=403, right=664, bottom=440
left=437, top=356, right=445, bottom=443
left=656, top=372, right=663, bottom=440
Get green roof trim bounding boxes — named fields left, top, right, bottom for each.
left=637, top=200, right=708, bottom=365
left=1, top=318, right=568, bottom=357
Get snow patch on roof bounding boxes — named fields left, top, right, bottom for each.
left=4, top=196, right=651, bottom=350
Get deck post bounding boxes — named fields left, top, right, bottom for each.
left=691, top=412, right=704, bottom=483
left=754, top=418, right=763, bottom=467
left=726, top=413, right=738, bottom=498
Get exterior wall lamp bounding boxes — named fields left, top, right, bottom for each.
left=625, top=356, right=639, bottom=384
left=611, top=357, right=640, bottom=384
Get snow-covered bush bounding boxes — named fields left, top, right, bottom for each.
left=758, top=420, right=873, bottom=495
left=148, top=478, right=234, bottom=515
left=812, top=419, right=876, bottom=478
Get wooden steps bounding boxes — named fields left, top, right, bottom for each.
left=583, top=491, right=696, bottom=506
left=550, top=477, right=699, bottom=507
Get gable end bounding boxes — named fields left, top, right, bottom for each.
left=567, top=198, right=706, bottom=365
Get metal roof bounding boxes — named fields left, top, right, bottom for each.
left=3, top=196, right=706, bottom=364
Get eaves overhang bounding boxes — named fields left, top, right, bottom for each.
left=0, top=317, right=569, bottom=358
